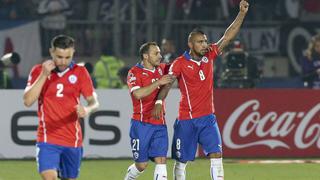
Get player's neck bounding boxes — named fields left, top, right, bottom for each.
left=189, top=50, right=202, bottom=62
left=141, top=61, right=155, bottom=70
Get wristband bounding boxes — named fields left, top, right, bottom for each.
left=155, top=100, right=163, bottom=105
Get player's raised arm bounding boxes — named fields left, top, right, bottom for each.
left=216, top=0, right=249, bottom=52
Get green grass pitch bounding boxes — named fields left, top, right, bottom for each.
left=0, top=159, right=319, bottom=180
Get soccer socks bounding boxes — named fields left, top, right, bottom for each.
left=173, top=161, right=187, bottom=180
left=210, top=158, right=224, bottom=180
left=154, top=164, right=167, bottom=180
left=124, top=164, right=143, bottom=180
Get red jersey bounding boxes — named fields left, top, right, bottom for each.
left=26, top=62, right=94, bottom=147
left=127, top=63, right=169, bottom=125
left=169, top=44, right=220, bottom=120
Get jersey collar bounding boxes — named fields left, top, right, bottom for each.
left=183, top=51, right=201, bottom=66
left=135, top=62, right=156, bottom=73
left=55, top=61, right=76, bottom=77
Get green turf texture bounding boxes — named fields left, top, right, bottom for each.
left=0, top=159, right=319, bottom=180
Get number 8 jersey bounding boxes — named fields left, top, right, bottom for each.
left=169, top=44, right=220, bottom=120
left=26, top=62, right=94, bottom=147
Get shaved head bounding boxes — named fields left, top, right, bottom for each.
left=188, top=29, right=206, bottom=43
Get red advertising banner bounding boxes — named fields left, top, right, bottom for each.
left=203, top=89, right=320, bottom=158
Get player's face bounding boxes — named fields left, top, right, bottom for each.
left=314, top=41, right=320, bottom=55
left=50, top=47, right=75, bottom=71
left=189, top=34, right=208, bottom=58
left=147, top=45, right=162, bottom=67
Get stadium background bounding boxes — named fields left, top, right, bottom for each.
left=0, top=0, right=319, bottom=180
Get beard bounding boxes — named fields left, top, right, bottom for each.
left=192, top=49, right=207, bottom=59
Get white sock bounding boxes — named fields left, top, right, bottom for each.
left=124, top=164, right=143, bottom=180
left=210, top=158, right=224, bottom=180
left=173, top=161, right=187, bottom=180
left=154, top=164, right=167, bottom=180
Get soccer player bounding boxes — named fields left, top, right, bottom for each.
left=124, top=42, right=174, bottom=180
left=23, top=35, right=99, bottom=180
left=152, top=1, right=249, bottom=180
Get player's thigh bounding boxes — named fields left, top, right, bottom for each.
left=59, top=146, right=83, bottom=179
left=36, top=143, right=62, bottom=174
left=149, top=126, right=168, bottom=160
left=171, top=120, right=197, bottom=162
left=198, top=115, right=222, bottom=155
left=129, top=120, right=154, bottom=162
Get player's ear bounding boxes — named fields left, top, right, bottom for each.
left=143, top=53, right=148, bottom=60
left=49, top=48, right=54, bottom=57
left=188, top=41, right=193, bottom=49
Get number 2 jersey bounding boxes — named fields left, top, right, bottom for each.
left=169, top=44, right=220, bottom=120
left=127, top=62, right=169, bottom=125
left=26, top=62, right=94, bottom=147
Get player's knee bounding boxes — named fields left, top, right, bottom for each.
left=154, top=157, right=166, bottom=164
left=209, top=152, right=222, bottom=158
left=135, top=162, right=148, bottom=171
left=40, top=170, right=58, bottom=180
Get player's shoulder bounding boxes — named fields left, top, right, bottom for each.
left=72, top=64, right=88, bottom=73
left=208, top=43, right=220, bottom=56
left=30, top=64, right=42, bottom=73
left=129, top=65, right=142, bottom=74
left=171, top=55, right=185, bottom=65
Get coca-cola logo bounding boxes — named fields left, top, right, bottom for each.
left=223, top=100, right=320, bottom=150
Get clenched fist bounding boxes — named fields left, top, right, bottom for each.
left=42, top=60, right=56, bottom=76
left=240, top=0, right=249, bottom=14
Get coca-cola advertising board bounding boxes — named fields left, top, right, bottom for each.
left=212, top=89, right=320, bottom=158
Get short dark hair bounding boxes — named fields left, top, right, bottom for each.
left=188, top=28, right=205, bottom=42
left=51, top=35, right=75, bottom=49
left=139, top=42, right=158, bottom=60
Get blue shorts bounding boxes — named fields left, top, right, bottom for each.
left=171, top=114, right=222, bottom=162
left=129, top=119, right=168, bottom=162
left=36, top=143, right=83, bottom=179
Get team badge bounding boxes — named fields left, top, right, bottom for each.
left=128, top=72, right=136, bottom=82
left=68, top=74, right=77, bottom=84
left=133, top=152, right=139, bottom=160
left=201, top=56, right=209, bottom=63
left=158, top=68, right=163, bottom=75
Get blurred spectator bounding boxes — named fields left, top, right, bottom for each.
left=0, top=0, right=23, bottom=20
left=161, top=38, right=177, bottom=64
left=94, top=55, right=125, bottom=88
left=38, top=0, right=70, bottom=30
left=301, top=0, right=320, bottom=20
left=38, top=0, right=71, bottom=54
left=117, top=66, right=130, bottom=89
left=301, top=34, right=320, bottom=89
left=285, top=0, right=300, bottom=19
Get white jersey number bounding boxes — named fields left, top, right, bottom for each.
left=152, top=78, right=160, bottom=89
left=132, top=139, right=140, bottom=151
left=176, top=138, right=181, bottom=150
left=199, top=70, right=206, bottom=81
left=56, top=83, right=64, bottom=97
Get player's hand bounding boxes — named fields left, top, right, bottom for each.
left=239, top=0, right=249, bottom=14
left=152, top=103, right=163, bottom=120
left=42, top=60, right=56, bottom=76
left=157, top=74, right=174, bottom=86
left=75, top=104, right=88, bottom=118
